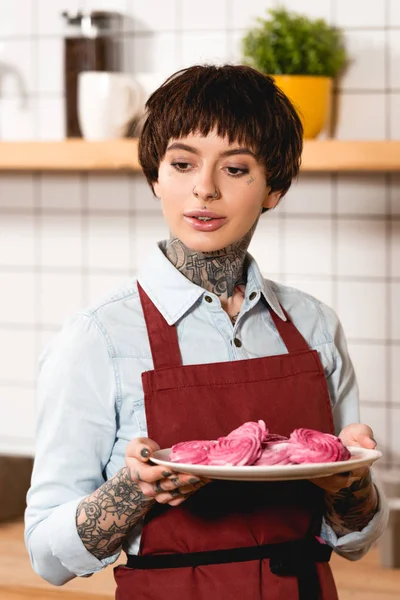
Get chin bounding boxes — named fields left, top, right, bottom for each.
left=179, top=232, right=230, bottom=253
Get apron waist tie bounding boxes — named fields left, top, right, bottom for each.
left=126, top=537, right=332, bottom=600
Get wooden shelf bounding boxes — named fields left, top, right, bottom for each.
left=0, top=139, right=399, bottom=172
left=301, top=140, right=400, bottom=172
left=0, top=140, right=140, bottom=172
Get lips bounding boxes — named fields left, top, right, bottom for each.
left=183, top=209, right=227, bottom=232
left=184, top=210, right=225, bottom=219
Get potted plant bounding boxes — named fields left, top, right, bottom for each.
left=242, top=7, right=347, bottom=138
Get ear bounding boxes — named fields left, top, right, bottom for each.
left=153, top=180, right=160, bottom=199
left=262, top=189, right=281, bottom=210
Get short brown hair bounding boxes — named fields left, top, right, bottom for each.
left=138, top=64, right=303, bottom=206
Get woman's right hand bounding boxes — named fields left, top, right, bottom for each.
left=125, top=437, right=211, bottom=507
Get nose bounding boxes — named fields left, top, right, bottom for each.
left=192, top=172, right=219, bottom=201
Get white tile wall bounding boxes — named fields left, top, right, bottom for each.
left=0, top=272, right=36, bottom=326
left=0, top=214, right=36, bottom=267
left=339, top=31, right=386, bottom=91
left=336, top=219, right=386, bottom=278
left=283, top=278, right=334, bottom=308
left=283, top=218, right=333, bottom=276
left=231, top=0, right=277, bottom=30
left=181, top=0, right=228, bottom=30
left=39, top=214, right=82, bottom=267
left=390, top=284, right=400, bottom=339
left=281, top=175, right=334, bottom=215
left=390, top=347, right=400, bottom=406
left=388, top=30, right=400, bottom=89
left=132, top=0, right=178, bottom=32
left=0, top=98, right=36, bottom=141
left=87, top=174, right=131, bottom=211
left=280, top=0, right=333, bottom=23
left=336, top=281, right=386, bottom=340
left=0, top=0, right=399, bottom=468
left=133, top=33, right=178, bottom=73
left=37, top=39, right=64, bottom=94
left=181, top=32, right=228, bottom=68
left=335, top=93, right=386, bottom=140
left=39, top=174, right=82, bottom=211
left=359, top=405, right=388, bottom=451
left=39, top=272, right=83, bottom=327
left=334, top=0, right=386, bottom=28
left=37, top=0, right=82, bottom=36
left=390, top=221, right=400, bottom=277
left=0, top=40, right=35, bottom=98
left=249, top=212, right=281, bottom=275
left=347, top=343, right=387, bottom=404
left=390, top=408, right=400, bottom=462
left=0, top=1, right=34, bottom=37
left=390, top=94, right=400, bottom=140
left=0, top=174, right=35, bottom=209
left=0, top=386, right=36, bottom=456
left=389, top=0, right=400, bottom=26
left=36, top=97, right=65, bottom=140
left=86, top=214, right=131, bottom=270
left=337, top=175, right=387, bottom=215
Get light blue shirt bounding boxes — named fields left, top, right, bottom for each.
left=25, top=241, right=388, bottom=586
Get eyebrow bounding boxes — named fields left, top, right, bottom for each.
left=166, top=142, right=257, bottom=159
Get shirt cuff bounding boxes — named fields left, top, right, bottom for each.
left=320, top=473, right=389, bottom=561
left=47, top=497, right=121, bottom=576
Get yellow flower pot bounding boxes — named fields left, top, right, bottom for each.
left=272, top=75, right=332, bottom=139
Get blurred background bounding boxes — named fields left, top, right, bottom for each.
left=0, top=1, right=400, bottom=598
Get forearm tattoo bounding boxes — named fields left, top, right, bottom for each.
left=76, top=467, right=154, bottom=560
left=324, top=470, right=379, bottom=537
left=164, top=222, right=257, bottom=299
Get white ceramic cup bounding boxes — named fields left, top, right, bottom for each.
left=77, top=71, right=144, bottom=140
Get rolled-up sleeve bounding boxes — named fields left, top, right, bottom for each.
left=319, top=303, right=389, bottom=559
left=25, top=313, right=120, bottom=585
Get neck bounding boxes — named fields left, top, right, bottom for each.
left=164, top=225, right=256, bottom=302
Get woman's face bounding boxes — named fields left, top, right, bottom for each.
left=153, top=130, right=280, bottom=252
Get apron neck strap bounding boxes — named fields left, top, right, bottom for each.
left=268, top=305, right=310, bottom=353
left=137, top=282, right=182, bottom=369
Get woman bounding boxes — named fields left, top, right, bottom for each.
left=25, top=65, right=388, bottom=600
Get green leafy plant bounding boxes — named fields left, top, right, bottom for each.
left=242, top=8, right=347, bottom=78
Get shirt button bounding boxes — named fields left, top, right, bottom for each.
left=249, top=292, right=257, bottom=301
left=233, top=338, right=242, bottom=348
left=204, top=295, right=213, bottom=303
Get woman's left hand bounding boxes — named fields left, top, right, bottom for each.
left=308, top=423, right=377, bottom=494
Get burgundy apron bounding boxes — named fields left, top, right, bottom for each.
left=114, top=284, right=339, bottom=600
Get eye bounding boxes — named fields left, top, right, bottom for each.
left=225, top=166, right=249, bottom=178
left=171, top=162, right=192, bottom=172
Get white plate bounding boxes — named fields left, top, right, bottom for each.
left=150, top=447, right=382, bottom=481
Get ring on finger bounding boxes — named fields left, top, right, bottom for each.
left=153, top=480, right=164, bottom=493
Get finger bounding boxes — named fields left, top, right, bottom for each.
left=126, top=457, right=172, bottom=484
left=126, top=437, right=161, bottom=463
left=361, top=435, right=377, bottom=449
left=154, top=482, right=202, bottom=504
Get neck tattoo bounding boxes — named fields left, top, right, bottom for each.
left=164, top=223, right=257, bottom=302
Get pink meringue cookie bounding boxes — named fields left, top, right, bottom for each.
left=170, top=440, right=216, bottom=464
left=288, top=428, right=351, bottom=464
left=207, top=434, right=262, bottom=466
left=253, top=442, right=293, bottom=465
left=227, top=420, right=268, bottom=445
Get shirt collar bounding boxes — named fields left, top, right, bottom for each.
left=245, top=253, right=287, bottom=321
left=137, top=242, right=286, bottom=325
